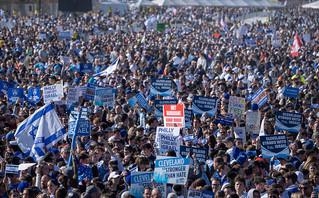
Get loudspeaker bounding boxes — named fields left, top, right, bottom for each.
left=58, top=0, right=92, bottom=12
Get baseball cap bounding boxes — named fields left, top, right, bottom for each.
left=109, top=172, right=120, bottom=179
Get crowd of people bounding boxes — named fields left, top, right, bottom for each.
left=0, top=4, right=318, bottom=198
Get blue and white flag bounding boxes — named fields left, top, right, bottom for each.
left=92, top=58, right=119, bottom=77
left=141, top=33, right=146, bottom=44
left=220, top=17, right=227, bottom=31
left=144, top=15, right=157, bottom=30
left=14, top=103, right=66, bottom=161
left=5, top=164, right=19, bottom=175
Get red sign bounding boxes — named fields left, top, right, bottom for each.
left=163, top=105, right=184, bottom=127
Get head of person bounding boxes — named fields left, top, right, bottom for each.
left=143, top=187, right=152, bottom=198
left=151, top=188, right=162, bottom=198
left=47, top=179, right=59, bottom=196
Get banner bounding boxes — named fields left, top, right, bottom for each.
left=94, top=87, right=116, bottom=107
left=192, top=96, right=218, bottom=116
left=251, top=87, right=269, bottom=108
left=163, top=105, right=184, bottom=127
left=228, top=96, right=245, bottom=120
left=276, top=111, right=302, bottom=132
left=128, top=93, right=152, bottom=112
left=246, top=111, right=261, bottom=134
left=260, top=134, right=289, bottom=158
left=155, top=127, right=180, bottom=156
left=43, top=84, right=63, bottom=103
left=8, top=88, right=24, bottom=103
left=180, top=146, right=207, bottom=163
left=215, top=114, right=234, bottom=126
left=283, top=86, right=299, bottom=98
left=28, top=87, right=41, bottom=103
left=131, top=172, right=166, bottom=198
left=153, top=156, right=190, bottom=184
left=234, top=127, right=246, bottom=143
left=185, top=109, right=193, bottom=129
left=79, top=63, right=93, bottom=74
left=154, top=99, right=178, bottom=117
left=150, top=79, right=173, bottom=96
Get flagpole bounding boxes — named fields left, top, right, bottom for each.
left=68, top=106, right=82, bottom=167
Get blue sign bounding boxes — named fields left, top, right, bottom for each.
left=184, top=109, right=193, bottom=129
left=153, top=157, right=190, bottom=184
left=59, top=31, right=71, bottom=39
left=260, top=134, right=289, bottom=158
left=283, top=86, right=299, bottom=98
left=201, top=190, right=215, bottom=198
left=28, top=87, right=41, bottom=102
left=150, top=79, right=173, bottom=96
left=245, top=39, right=257, bottom=47
left=131, top=172, right=166, bottom=198
left=192, top=96, right=218, bottom=116
left=128, top=93, right=152, bottom=112
left=0, top=80, right=15, bottom=95
left=251, top=87, right=269, bottom=108
left=79, top=63, right=93, bottom=74
left=85, top=83, right=104, bottom=101
left=68, top=118, right=90, bottom=138
left=154, top=99, right=178, bottom=117
left=8, top=88, right=24, bottom=103
left=215, top=114, right=234, bottom=126
left=180, top=146, right=207, bottom=163
left=94, top=88, right=115, bottom=107
left=276, top=111, right=302, bottom=132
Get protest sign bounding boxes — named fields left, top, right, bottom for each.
left=59, top=31, right=71, bottom=39
left=228, top=96, right=245, bottom=120
left=201, top=190, right=215, bottom=198
left=5, top=165, right=19, bottom=175
left=234, top=127, right=246, bottom=143
left=283, top=86, right=299, bottom=98
left=8, top=88, right=24, bottom=103
left=131, top=172, right=166, bottom=198
left=272, top=40, right=282, bottom=48
left=66, top=87, right=78, bottom=105
left=260, top=134, right=289, bottom=158
left=70, top=106, right=89, bottom=119
left=94, top=87, right=115, bottom=107
left=192, top=96, right=218, bottom=116
left=43, top=84, right=63, bottom=103
left=245, top=39, right=257, bottom=47
left=0, top=80, right=15, bottom=95
left=38, top=33, right=46, bottom=40
left=180, top=146, right=207, bottom=163
left=128, top=93, right=152, bottom=112
left=215, top=114, right=234, bottom=126
left=155, top=127, right=180, bottom=156
left=77, top=86, right=87, bottom=97
left=303, top=33, right=311, bottom=44
left=153, top=156, right=190, bottom=184
left=156, top=23, right=166, bottom=31
left=79, top=63, right=93, bottom=74
left=85, top=83, right=99, bottom=101
left=28, top=87, right=41, bottom=103
left=185, top=109, right=193, bottom=129
left=188, top=188, right=201, bottom=198
left=183, top=134, right=194, bottom=142
left=276, top=111, right=302, bottom=132
left=246, top=111, right=261, bottom=134
left=154, top=99, right=178, bottom=117
left=150, top=79, right=173, bottom=96
left=163, top=105, right=184, bottom=127
left=251, top=87, right=269, bottom=108
left=61, top=56, right=71, bottom=65
left=56, top=25, right=63, bottom=32
left=68, top=116, right=90, bottom=138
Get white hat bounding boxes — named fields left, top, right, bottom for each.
left=109, top=172, right=120, bottom=179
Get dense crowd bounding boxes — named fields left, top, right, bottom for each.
left=0, top=4, right=318, bottom=198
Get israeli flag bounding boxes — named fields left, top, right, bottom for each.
left=5, top=165, right=19, bottom=175
left=14, top=103, right=66, bottom=161
left=141, top=33, right=146, bottom=44
left=144, top=15, right=157, bottom=30
left=220, top=17, right=227, bottom=32
left=92, top=58, right=119, bottom=77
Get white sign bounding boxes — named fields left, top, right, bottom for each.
left=67, top=87, right=78, bottom=105
left=155, top=127, right=181, bottom=156
left=43, top=84, right=63, bottom=103
left=234, top=127, right=246, bottom=143
left=246, top=111, right=261, bottom=134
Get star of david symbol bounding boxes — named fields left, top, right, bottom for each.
left=28, top=125, right=38, bottom=140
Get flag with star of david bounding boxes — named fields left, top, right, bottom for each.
left=14, top=103, right=66, bottom=161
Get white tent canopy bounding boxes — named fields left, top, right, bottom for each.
left=138, top=0, right=283, bottom=7
left=302, top=1, right=319, bottom=8
left=100, top=0, right=129, bottom=15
